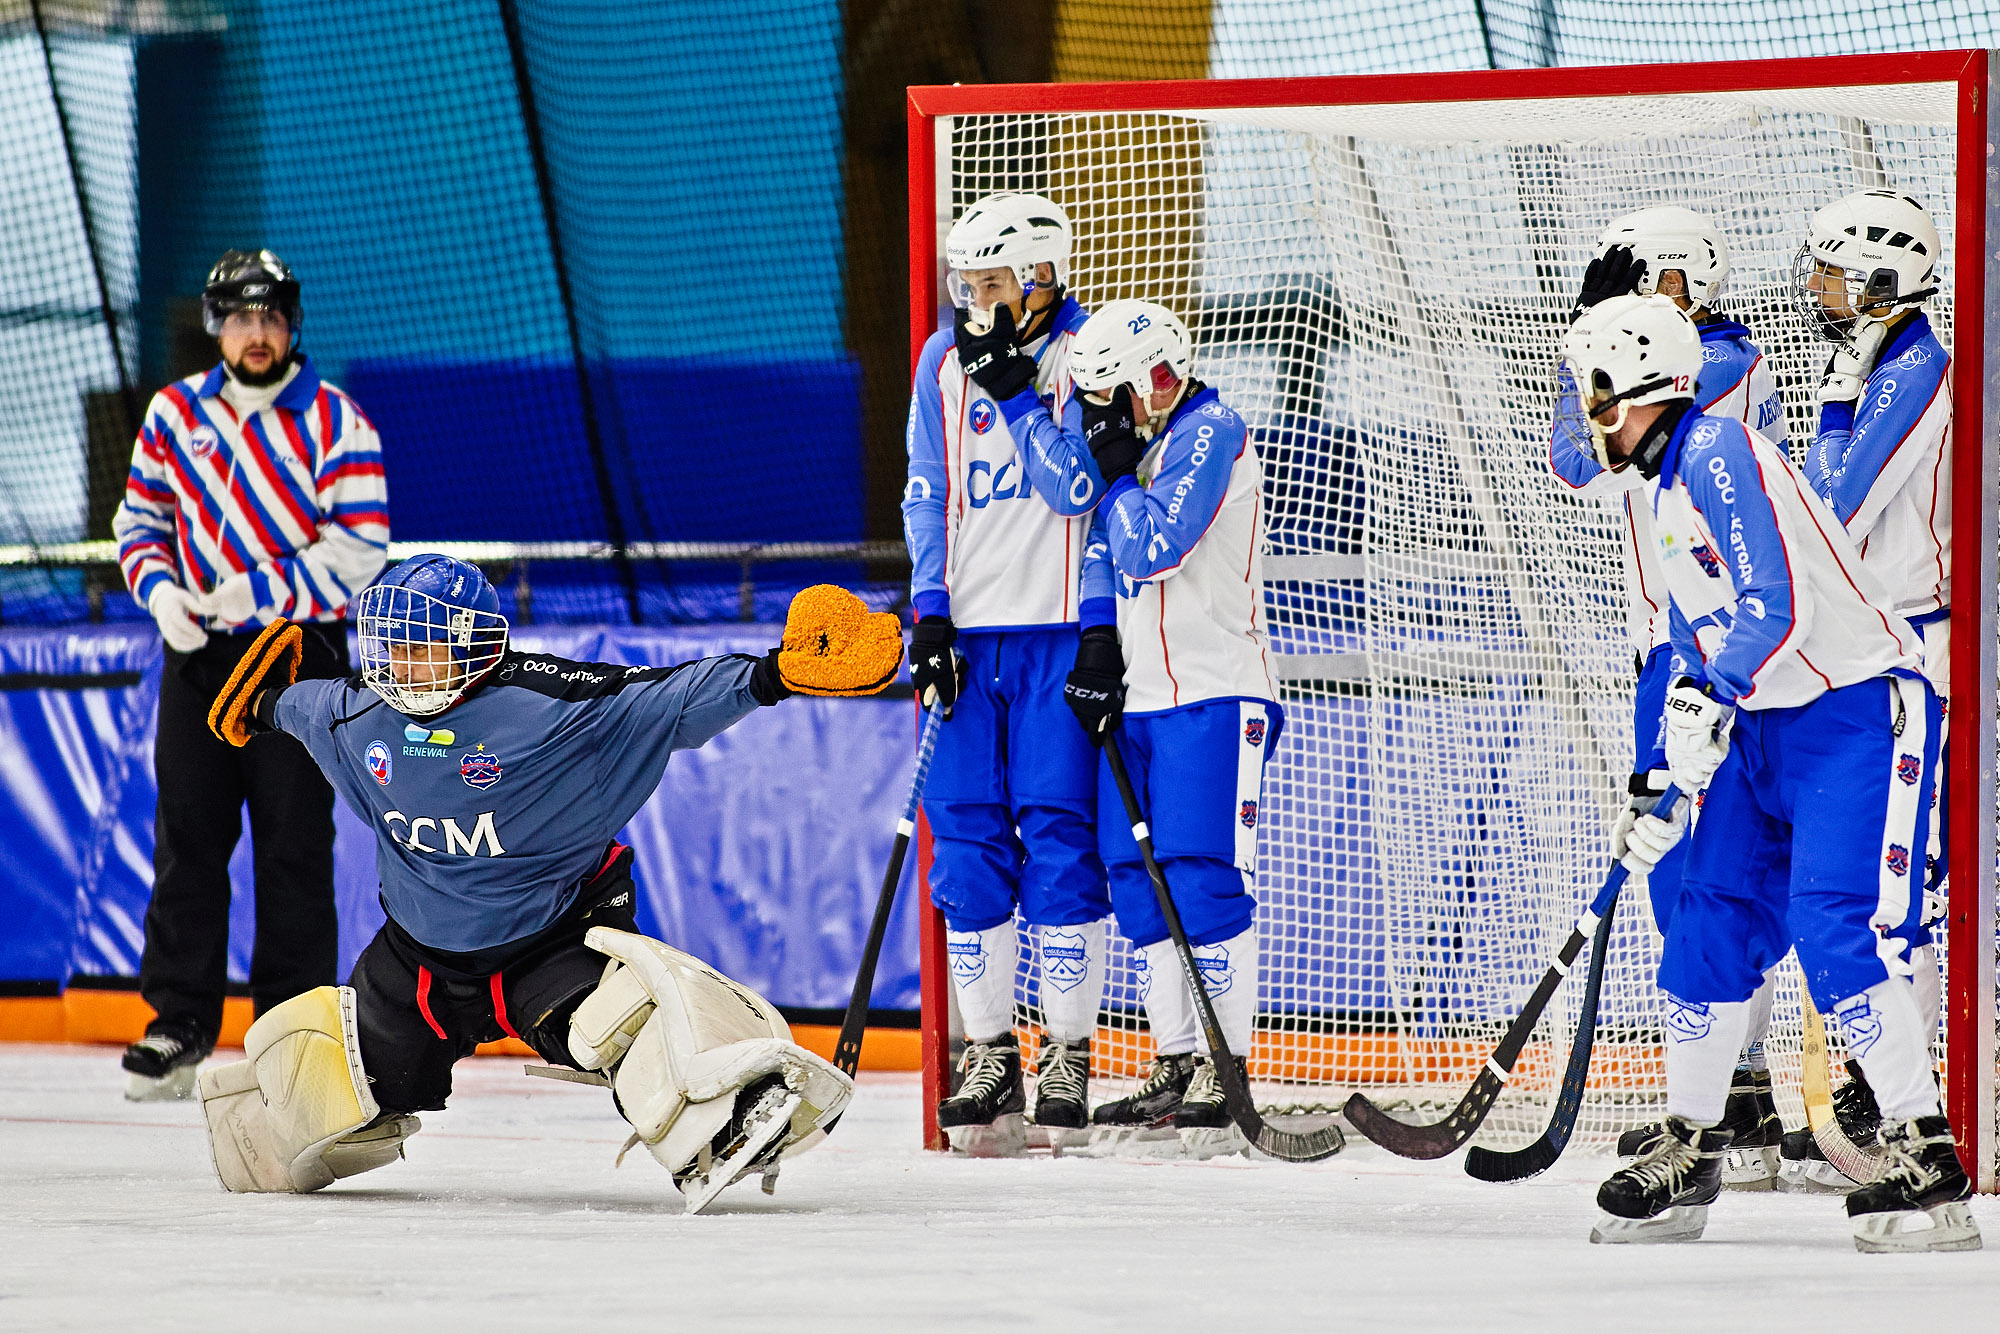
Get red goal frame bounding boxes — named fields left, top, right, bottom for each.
left=906, top=51, right=1998, bottom=1185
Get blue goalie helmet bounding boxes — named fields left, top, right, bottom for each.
left=356, top=554, right=508, bottom=717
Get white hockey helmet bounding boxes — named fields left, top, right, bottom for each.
left=944, top=192, right=1072, bottom=310
left=1068, top=300, right=1193, bottom=436
left=1790, top=189, right=1940, bottom=341
left=1597, top=205, right=1730, bottom=311
left=1560, top=294, right=1702, bottom=469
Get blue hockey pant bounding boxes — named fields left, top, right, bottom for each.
left=923, top=627, right=1107, bottom=932
left=1661, top=676, right=1939, bottom=1012
left=1098, top=698, right=1279, bottom=950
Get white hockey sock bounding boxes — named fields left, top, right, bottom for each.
left=947, top=921, right=1019, bottom=1044
left=1036, top=919, right=1107, bottom=1045
left=1190, top=929, right=1259, bottom=1058
left=1910, top=944, right=1942, bottom=1053
left=1738, top=969, right=1777, bottom=1072
left=1138, top=940, right=1197, bottom=1057
left=1833, top=978, right=1942, bottom=1120
left=1664, top=995, right=1752, bottom=1126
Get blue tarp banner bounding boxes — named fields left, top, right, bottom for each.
left=0, top=625, right=921, bottom=1010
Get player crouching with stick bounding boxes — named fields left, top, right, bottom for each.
left=1561, top=296, right=1976, bottom=1253
left=192, top=555, right=902, bottom=1214
left=1064, top=301, right=1280, bottom=1158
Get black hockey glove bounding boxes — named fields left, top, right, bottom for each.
left=1570, top=244, right=1647, bottom=324
left=1063, top=625, right=1125, bottom=745
left=954, top=303, right=1039, bottom=402
left=1081, top=393, right=1146, bottom=487
left=910, top=615, right=966, bottom=717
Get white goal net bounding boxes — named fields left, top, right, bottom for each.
left=930, top=72, right=1997, bottom=1175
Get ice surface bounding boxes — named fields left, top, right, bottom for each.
left=2, top=1044, right=1993, bottom=1332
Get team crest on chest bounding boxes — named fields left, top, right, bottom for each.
left=364, top=740, right=392, bottom=786
left=1243, top=717, right=1266, bottom=747
left=1896, top=753, right=1922, bottom=786
left=188, top=425, right=221, bottom=461
left=459, top=744, right=502, bottom=790
left=968, top=399, right=997, bottom=435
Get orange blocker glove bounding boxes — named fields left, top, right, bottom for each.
left=773, top=585, right=904, bottom=697
left=207, top=618, right=303, bottom=746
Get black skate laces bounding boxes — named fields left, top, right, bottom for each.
left=1035, top=1041, right=1088, bottom=1103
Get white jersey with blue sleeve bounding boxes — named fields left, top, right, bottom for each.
left=1080, top=388, right=1276, bottom=714
left=1549, top=318, right=1787, bottom=658
left=1803, top=314, right=1951, bottom=623
left=1649, top=411, right=1920, bottom=710
left=901, top=296, right=1102, bottom=630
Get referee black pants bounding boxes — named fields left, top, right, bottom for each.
left=139, top=622, right=347, bottom=1043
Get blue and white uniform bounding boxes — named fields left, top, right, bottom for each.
left=1550, top=319, right=1782, bottom=932
left=902, top=297, right=1111, bottom=1035
left=1081, top=387, right=1277, bottom=956
left=1803, top=313, right=1952, bottom=693
left=1642, top=408, right=1934, bottom=1018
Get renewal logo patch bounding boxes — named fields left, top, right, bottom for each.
left=406, top=723, right=456, bottom=745
left=1041, top=928, right=1088, bottom=994
left=364, top=741, right=392, bottom=786
left=459, top=744, right=502, bottom=790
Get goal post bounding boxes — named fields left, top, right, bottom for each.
left=906, top=51, right=1998, bottom=1187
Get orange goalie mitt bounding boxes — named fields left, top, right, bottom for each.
left=778, top=584, right=904, bottom=697
left=208, top=618, right=303, bottom=746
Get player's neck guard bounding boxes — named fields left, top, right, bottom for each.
left=1629, top=399, right=1694, bottom=481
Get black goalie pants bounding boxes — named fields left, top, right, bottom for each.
left=347, top=844, right=638, bottom=1114
left=140, top=622, right=347, bottom=1043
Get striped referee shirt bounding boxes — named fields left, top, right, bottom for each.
left=113, top=356, right=390, bottom=625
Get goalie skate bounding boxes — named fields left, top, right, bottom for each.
left=675, top=1076, right=798, bottom=1216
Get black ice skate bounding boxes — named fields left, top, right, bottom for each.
left=1030, top=1037, right=1090, bottom=1135
left=1080, top=1051, right=1197, bottom=1155
left=121, top=1022, right=213, bottom=1102
left=1845, top=1115, right=1982, bottom=1253
left=938, top=1034, right=1025, bottom=1157
left=675, top=1074, right=800, bottom=1215
left=1718, top=1067, right=1783, bottom=1190
left=1779, top=1065, right=1881, bottom=1193
left=1590, top=1115, right=1729, bottom=1244
left=1174, top=1054, right=1249, bottom=1160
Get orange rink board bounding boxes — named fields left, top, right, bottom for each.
left=0, top=989, right=922, bottom=1070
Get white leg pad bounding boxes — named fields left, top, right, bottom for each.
left=576, top=928, right=853, bottom=1182
left=199, top=986, right=412, bottom=1193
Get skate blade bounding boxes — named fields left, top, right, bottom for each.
left=681, top=1091, right=801, bottom=1216
left=1852, top=1201, right=1983, bottom=1254
left=1722, top=1145, right=1781, bottom=1192
left=1027, top=1123, right=1085, bottom=1156
left=1777, top=1157, right=1857, bottom=1195
left=1177, top=1124, right=1249, bottom=1162
left=944, top=1113, right=1027, bottom=1159
left=1589, top=1205, right=1708, bottom=1245
left=1068, top=1124, right=1184, bottom=1159
left=124, top=1064, right=200, bottom=1102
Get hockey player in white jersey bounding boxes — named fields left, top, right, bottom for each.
left=1563, top=296, right=1975, bottom=1253
left=1063, top=300, right=1278, bottom=1158
left=1550, top=208, right=1790, bottom=1185
left=903, top=192, right=1114, bottom=1151
left=1790, top=188, right=1952, bottom=1188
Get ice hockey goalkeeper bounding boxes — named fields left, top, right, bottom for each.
left=192, top=554, right=902, bottom=1213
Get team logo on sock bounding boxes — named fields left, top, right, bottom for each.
left=968, top=400, right=996, bottom=434
left=947, top=933, right=986, bottom=983
left=1243, top=716, right=1266, bottom=747
left=1041, top=928, right=1088, bottom=993
left=1896, top=753, right=1922, bottom=786
left=1885, top=844, right=1910, bottom=877
left=459, top=744, right=502, bottom=790
left=1664, top=996, right=1713, bottom=1042
left=1192, top=943, right=1233, bottom=996
left=1239, top=800, right=1258, bottom=828
left=364, top=740, right=392, bottom=786
left=1835, top=994, right=1882, bottom=1058
left=1133, top=949, right=1153, bottom=1000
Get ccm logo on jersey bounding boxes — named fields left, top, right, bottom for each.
left=382, top=809, right=505, bottom=856
left=966, top=458, right=1035, bottom=508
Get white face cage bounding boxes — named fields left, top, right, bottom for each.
left=1789, top=244, right=1914, bottom=342
left=356, top=583, right=509, bottom=718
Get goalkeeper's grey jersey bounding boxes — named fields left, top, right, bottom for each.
left=273, top=650, right=767, bottom=952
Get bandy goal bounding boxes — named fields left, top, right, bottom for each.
left=906, top=51, right=1998, bottom=1186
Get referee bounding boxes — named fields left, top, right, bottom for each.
left=109, top=250, right=390, bottom=1099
